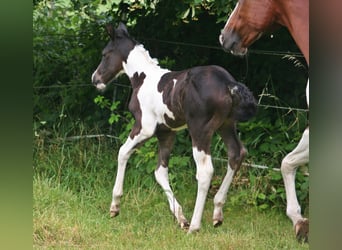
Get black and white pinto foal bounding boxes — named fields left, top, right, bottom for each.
left=92, top=23, right=257, bottom=233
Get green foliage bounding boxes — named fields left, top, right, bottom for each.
left=33, top=0, right=307, bottom=131
left=33, top=0, right=309, bottom=216
left=94, top=95, right=121, bottom=125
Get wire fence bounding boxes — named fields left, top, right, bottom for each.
left=142, top=37, right=305, bottom=58
left=49, top=133, right=300, bottom=173
left=35, top=32, right=305, bottom=58
left=35, top=77, right=308, bottom=172
left=34, top=35, right=309, bottom=172
left=33, top=80, right=309, bottom=113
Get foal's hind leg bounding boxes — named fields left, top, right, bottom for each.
left=187, top=128, right=215, bottom=233
left=154, top=129, right=189, bottom=229
left=213, top=123, right=247, bottom=227
left=281, top=127, right=309, bottom=242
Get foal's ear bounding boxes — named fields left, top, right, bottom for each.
left=117, top=22, right=128, bottom=35
left=106, top=23, right=115, bottom=40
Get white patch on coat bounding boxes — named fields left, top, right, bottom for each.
left=173, top=79, right=177, bottom=88
left=123, top=45, right=166, bottom=78
left=123, top=45, right=178, bottom=128
left=96, top=83, right=106, bottom=90
left=230, top=86, right=238, bottom=95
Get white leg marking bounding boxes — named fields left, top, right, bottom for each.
left=306, top=79, right=309, bottom=107
left=213, top=164, right=235, bottom=226
left=154, top=166, right=188, bottom=227
left=110, top=129, right=154, bottom=217
left=281, top=127, right=309, bottom=226
left=188, top=147, right=214, bottom=233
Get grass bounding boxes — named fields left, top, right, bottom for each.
left=33, top=175, right=308, bottom=249
left=33, top=135, right=309, bottom=249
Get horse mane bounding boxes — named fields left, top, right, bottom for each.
left=134, top=44, right=160, bottom=67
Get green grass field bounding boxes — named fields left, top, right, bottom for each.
left=33, top=137, right=308, bottom=249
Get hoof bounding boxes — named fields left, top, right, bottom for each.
left=110, top=204, right=120, bottom=218
left=213, top=210, right=223, bottom=227
left=295, top=218, right=309, bottom=243
left=180, top=221, right=190, bottom=230
left=213, top=219, right=223, bottom=227
left=110, top=210, right=119, bottom=218
left=187, top=227, right=200, bottom=234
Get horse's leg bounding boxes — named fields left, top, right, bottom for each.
left=281, top=127, right=309, bottom=242
left=213, top=122, right=247, bottom=227
left=306, top=79, right=309, bottom=106
left=154, top=129, right=189, bottom=229
left=110, top=124, right=155, bottom=217
left=187, top=127, right=214, bottom=233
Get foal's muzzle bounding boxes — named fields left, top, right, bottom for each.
left=91, top=70, right=106, bottom=91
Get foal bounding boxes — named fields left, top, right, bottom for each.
left=92, top=23, right=257, bottom=233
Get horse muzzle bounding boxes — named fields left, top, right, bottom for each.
left=91, top=70, right=107, bottom=91
left=219, top=30, right=247, bottom=56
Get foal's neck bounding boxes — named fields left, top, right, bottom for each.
left=123, top=44, right=169, bottom=78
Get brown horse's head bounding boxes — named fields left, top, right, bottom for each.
left=219, top=0, right=276, bottom=56
left=91, top=23, right=136, bottom=91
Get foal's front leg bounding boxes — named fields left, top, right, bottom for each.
left=110, top=128, right=154, bottom=217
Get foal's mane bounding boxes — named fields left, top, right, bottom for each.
left=134, top=44, right=160, bottom=67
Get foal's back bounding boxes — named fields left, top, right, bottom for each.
left=158, top=65, right=256, bottom=127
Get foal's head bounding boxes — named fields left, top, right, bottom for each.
left=219, top=0, right=276, bottom=56
left=92, top=23, right=136, bottom=90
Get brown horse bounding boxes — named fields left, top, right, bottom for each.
left=219, top=0, right=309, bottom=243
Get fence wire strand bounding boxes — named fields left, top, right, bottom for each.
left=33, top=80, right=308, bottom=113
left=34, top=34, right=308, bottom=172
left=49, top=133, right=308, bottom=173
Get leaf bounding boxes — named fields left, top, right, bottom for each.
left=108, top=114, right=119, bottom=125
left=191, top=5, right=196, bottom=18
left=110, top=101, right=120, bottom=111
left=258, top=203, right=269, bottom=210
left=257, top=193, right=266, bottom=200
left=181, top=8, right=190, bottom=19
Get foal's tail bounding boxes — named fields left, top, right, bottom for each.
left=230, top=82, right=257, bottom=122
